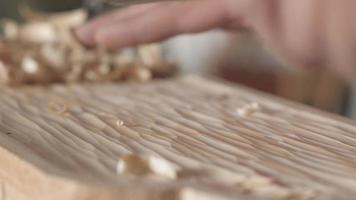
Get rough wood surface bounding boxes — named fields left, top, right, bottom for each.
left=0, top=76, right=355, bottom=200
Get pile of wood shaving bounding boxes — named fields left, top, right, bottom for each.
left=0, top=10, right=175, bottom=85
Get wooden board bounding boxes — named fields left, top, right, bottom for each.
left=0, top=76, right=355, bottom=200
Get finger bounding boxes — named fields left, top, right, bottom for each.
left=93, top=0, right=233, bottom=49
left=76, top=3, right=161, bottom=45
left=323, top=0, right=356, bottom=80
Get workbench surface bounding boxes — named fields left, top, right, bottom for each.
left=0, top=76, right=355, bottom=200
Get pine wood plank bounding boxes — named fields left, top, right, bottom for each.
left=0, top=76, right=355, bottom=200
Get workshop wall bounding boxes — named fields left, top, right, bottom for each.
left=0, top=0, right=22, bottom=19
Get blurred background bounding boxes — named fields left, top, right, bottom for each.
left=0, top=0, right=23, bottom=20
left=0, top=0, right=354, bottom=118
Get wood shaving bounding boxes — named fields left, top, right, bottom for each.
left=116, top=120, right=124, bottom=127
left=48, top=102, right=68, bottom=115
left=0, top=10, right=176, bottom=85
left=116, top=154, right=177, bottom=179
left=236, top=102, right=261, bottom=117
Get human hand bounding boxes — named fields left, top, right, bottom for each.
left=76, top=0, right=356, bottom=80
left=75, top=0, right=243, bottom=48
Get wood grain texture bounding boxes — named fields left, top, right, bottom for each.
left=0, top=76, right=355, bottom=200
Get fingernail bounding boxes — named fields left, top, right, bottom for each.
left=75, top=26, right=94, bottom=44
left=70, top=28, right=94, bottom=49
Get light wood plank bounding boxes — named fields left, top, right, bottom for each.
left=0, top=76, right=355, bottom=200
